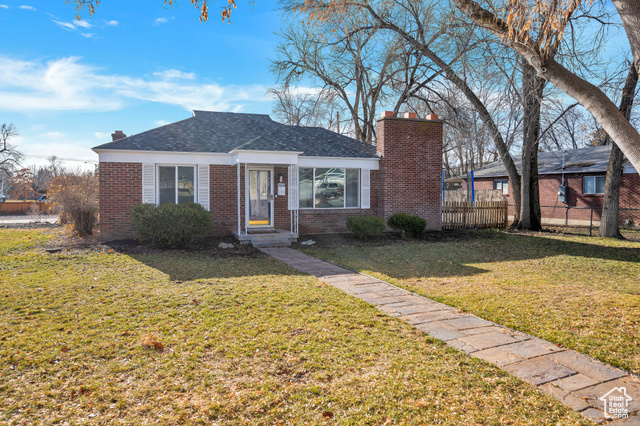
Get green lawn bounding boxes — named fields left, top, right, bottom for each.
left=301, top=229, right=640, bottom=376
left=0, top=228, right=587, bottom=424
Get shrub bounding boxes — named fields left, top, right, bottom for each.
left=131, top=203, right=213, bottom=247
left=388, top=213, right=426, bottom=237
left=346, top=215, right=385, bottom=239
left=48, top=172, right=98, bottom=236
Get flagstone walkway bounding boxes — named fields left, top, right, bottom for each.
left=260, top=247, right=640, bottom=424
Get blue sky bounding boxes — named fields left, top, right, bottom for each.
left=0, top=1, right=632, bottom=170
left=0, top=0, right=284, bottom=169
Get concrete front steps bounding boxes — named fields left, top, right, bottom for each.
left=233, top=229, right=298, bottom=248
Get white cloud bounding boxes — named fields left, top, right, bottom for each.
left=81, top=33, right=96, bottom=38
left=15, top=133, right=97, bottom=171
left=19, top=5, right=35, bottom=10
left=53, top=19, right=93, bottom=32
left=0, top=5, right=9, bottom=9
left=155, top=120, right=168, bottom=126
left=53, top=20, right=76, bottom=31
left=74, top=20, right=92, bottom=29
left=154, top=17, right=169, bottom=25
left=94, top=132, right=110, bottom=140
left=153, top=69, right=196, bottom=80
left=105, top=20, right=118, bottom=26
left=0, top=56, right=270, bottom=113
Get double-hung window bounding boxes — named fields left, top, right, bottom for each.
left=158, top=165, right=195, bottom=204
left=583, top=176, right=605, bottom=195
left=494, top=179, right=509, bottom=194
left=299, top=168, right=359, bottom=208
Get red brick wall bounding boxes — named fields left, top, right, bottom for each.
left=474, top=173, right=640, bottom=226
left=376, top=116, right=443, bottom=230
left=98, top=162, right=142, bottom=241
left=210, top=164, right=244, bottom=235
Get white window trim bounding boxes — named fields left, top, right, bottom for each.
left=583, top=175, right=606, bottom=195
left=494, top=179, right=509, bottom=195
left=298, top=167, right=361, bottom=210
left=156, top=164, right=197, bottom=205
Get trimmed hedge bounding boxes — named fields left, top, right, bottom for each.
left=131, top=203, right=213, bottom=247
left=346, top=215, right=385, bottom=239
left=388, top=213, right=426, bottom=237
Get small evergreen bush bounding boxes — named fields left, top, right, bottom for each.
left=388, top=213, right=426, bottom=237
left=131, top=203, right=213, bottom=247
left=346, top=215, right=385, bottom=239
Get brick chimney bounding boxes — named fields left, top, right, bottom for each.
left=111, top=130, right=127, bottom=141
left=376, top=111, right=443, bottom=230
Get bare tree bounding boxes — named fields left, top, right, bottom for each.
left=1, top=123, right=22, bottom=180
left=48, top=156, right=65, bottom=178
left=452, top=0, right=640, bottom=172
left=267, top=86, right=346, bottom=132
left=271, top=21, right=428, bottom=143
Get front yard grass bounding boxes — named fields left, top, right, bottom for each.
left=0, top=228, right=587, bottom=424
left=300, top=229, right=640, bottom=376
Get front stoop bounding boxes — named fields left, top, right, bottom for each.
left=261, top=247, right=640, bottom=425
left=233, top=229, right=297, bottom=248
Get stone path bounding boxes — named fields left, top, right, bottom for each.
left=261, top=247, right=640, bottom=424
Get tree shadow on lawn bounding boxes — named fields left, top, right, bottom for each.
left=120, top=250, right=306, bottom=282
left=310, top=231, right=640, bottom=281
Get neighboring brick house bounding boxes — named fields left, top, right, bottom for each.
left=93, top=110, right=443, bottom=242
left=468, top=146, right=640, bottom=227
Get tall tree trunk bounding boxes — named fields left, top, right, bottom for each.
left=612, top=0, right=640, bottom=72
left=600, top=63, right=638, bottom=238
left=519, top=62, right=544, bottom=230
left=600, top=145, right=625, bottom=238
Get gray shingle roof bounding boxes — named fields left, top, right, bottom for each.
left=93, top=110, right=378, bottom=158
left=469, top=145, right=638, bottom=178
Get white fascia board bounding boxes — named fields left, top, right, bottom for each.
left=230, top=150, right=301, bottom=165
left=94, top=149, right=231, bottom=165
left=298, top=156, right=380, bottom=170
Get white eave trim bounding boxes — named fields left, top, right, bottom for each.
left=94, top=149, right=232, bottom=165
left=94, top=149, right=381, bottom=170
left=230, top=150, right=301, bottom=165
left=298, top=156, right=380, bottom=170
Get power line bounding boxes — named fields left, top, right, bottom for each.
left=22, top=154, right=98, bottom=164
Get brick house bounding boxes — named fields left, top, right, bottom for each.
left=468, top=145, right=640, bottom=227
left=93, top=110, right=443, bottom=243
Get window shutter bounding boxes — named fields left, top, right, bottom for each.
left=142, top=163, right=156, bottom=204
left=197, top=164, right=210, bottom=211
left=288, top=165, right=298, bottom=210
left=361, top=169, right=370, bottom=209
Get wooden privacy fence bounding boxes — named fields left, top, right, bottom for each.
left=0, top=202, right=50, bottom=215
left=444, top=189, right=505, bottom=202
left=442, top=200, right=508, bottom=229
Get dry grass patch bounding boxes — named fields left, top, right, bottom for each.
left=0, top=228, right=587, bottom=424
left=302, top=229, right=640, bottom=375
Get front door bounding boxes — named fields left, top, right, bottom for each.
left=248, top=169, right=273, bottom=228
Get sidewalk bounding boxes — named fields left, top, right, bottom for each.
left=0, top=215, right=59, bottom=225
left=261, top=247, right=640, bottom=424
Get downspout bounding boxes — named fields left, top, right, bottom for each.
left=562, top=150, right=566, bottom=186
